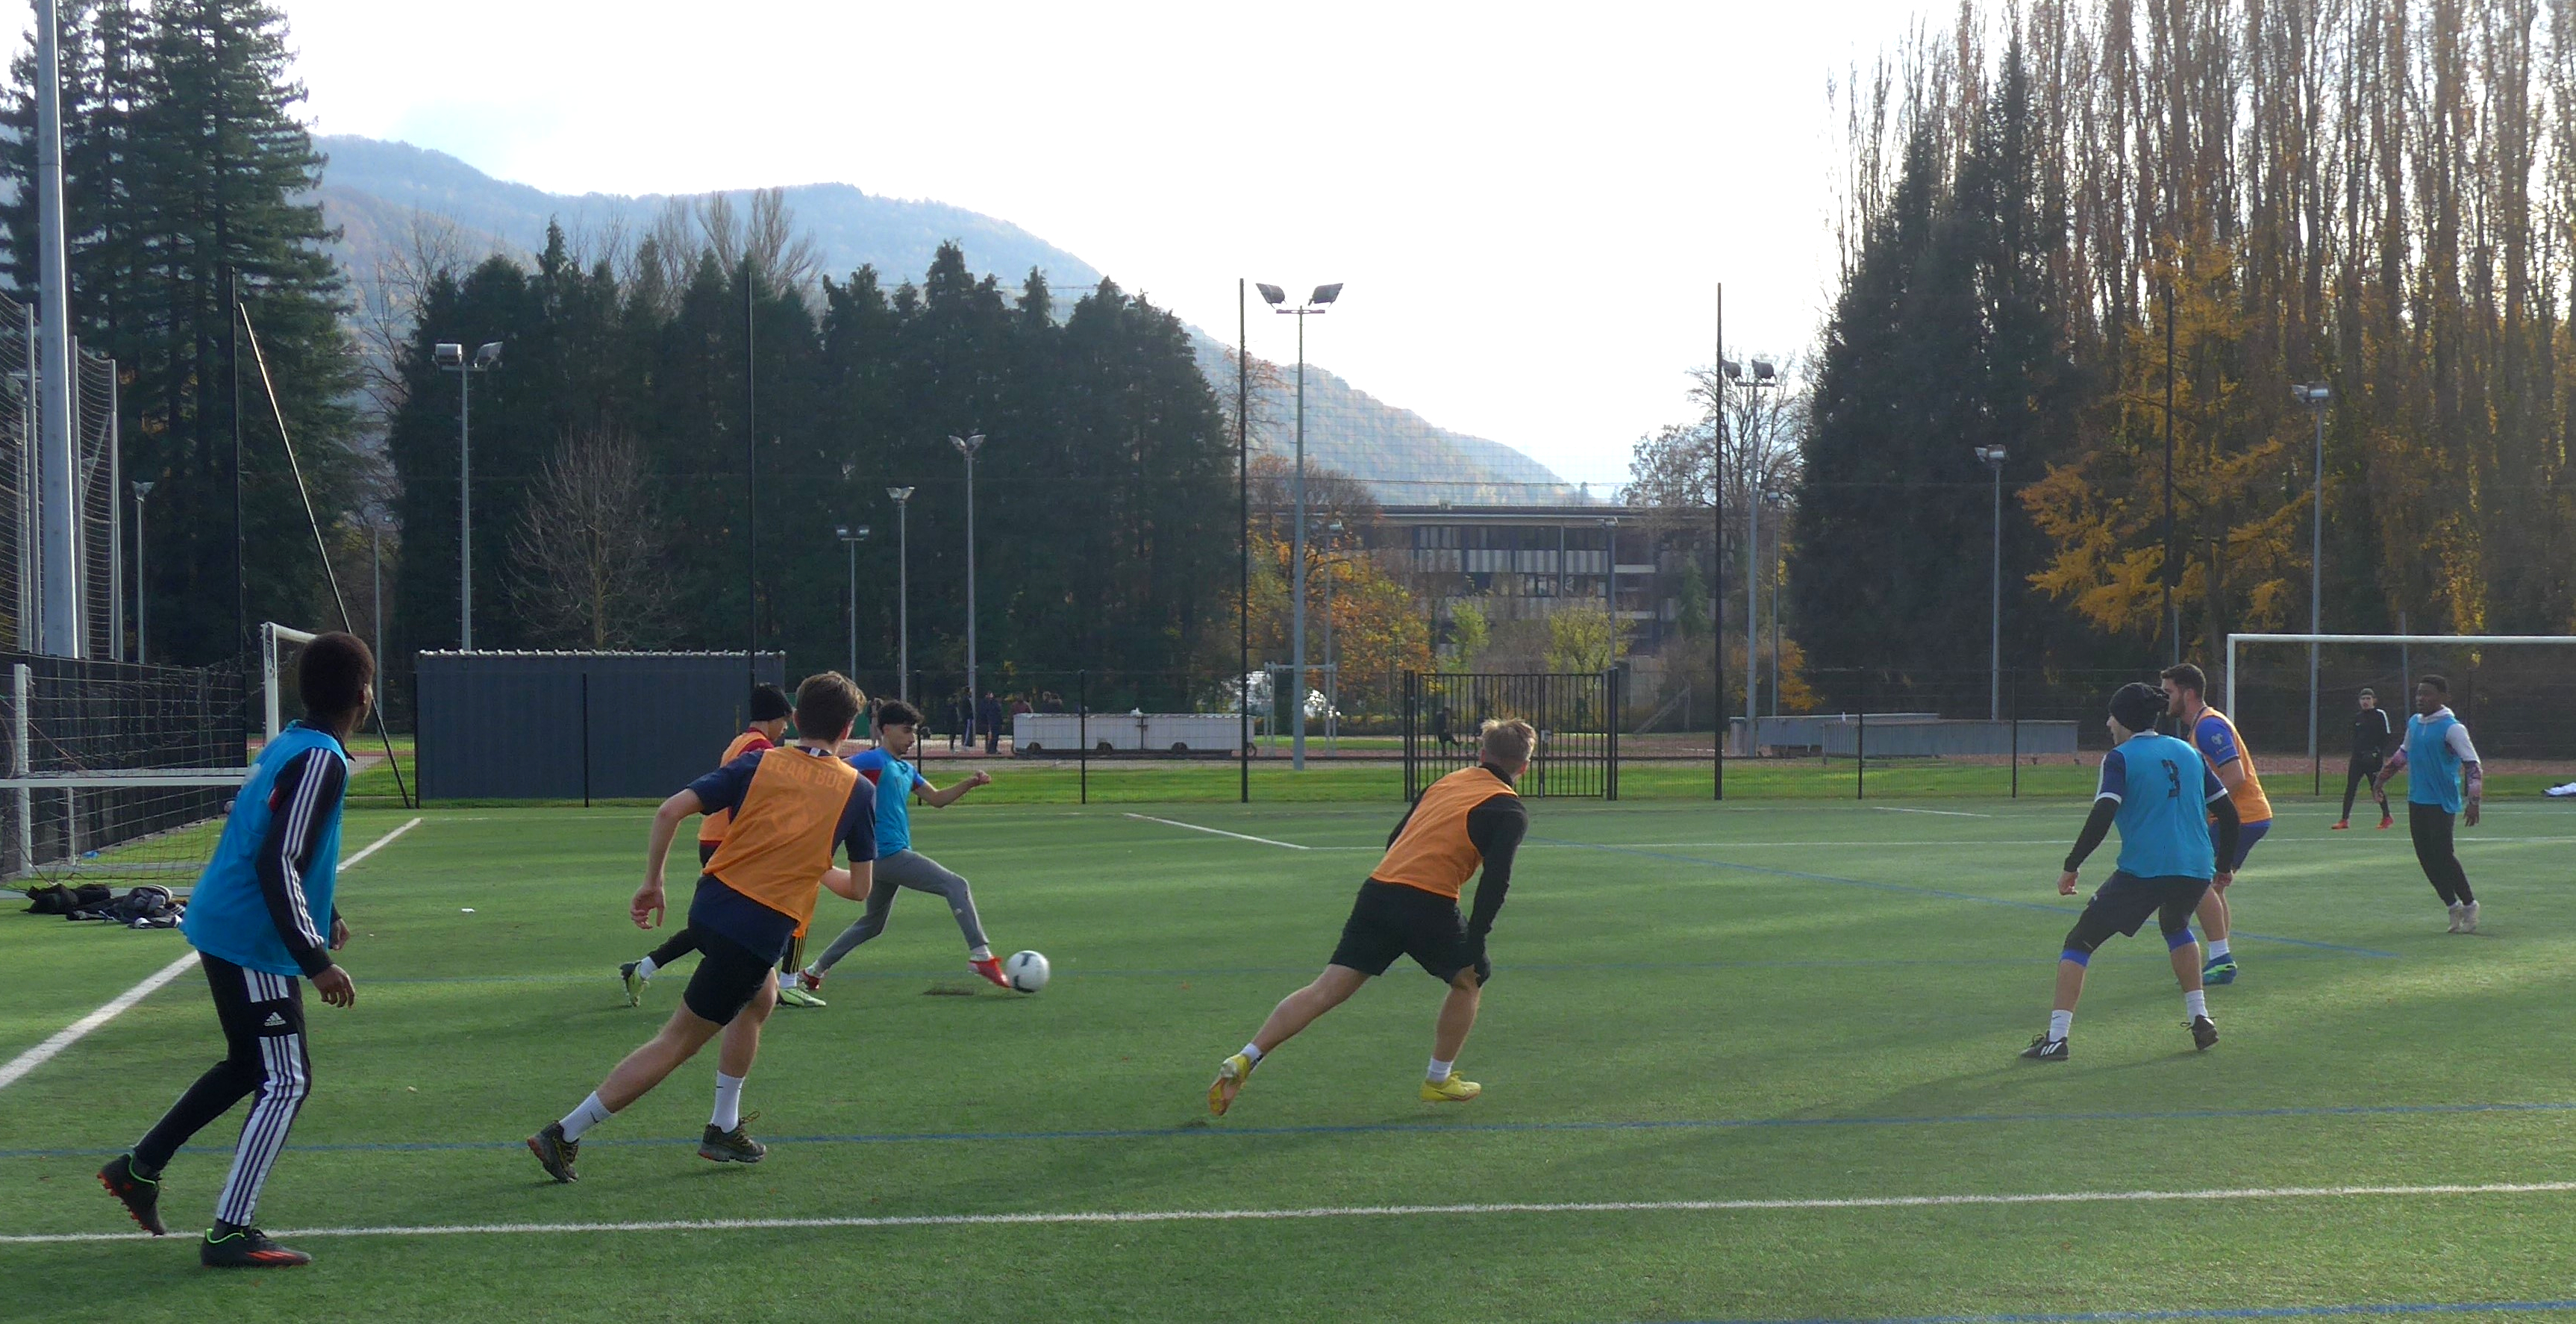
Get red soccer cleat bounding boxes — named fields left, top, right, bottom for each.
left=969, top=955, right=1010, bottom=989
left=2378, top=813, right=2395, bottom=830
left=2331, top=820, right=2350, bottom=831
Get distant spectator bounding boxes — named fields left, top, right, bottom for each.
left=945, top=694, right=967, bottom=752
left=1040, top=690, right=1065, bottom=715
left=978, top=690, right=1004, bottom=755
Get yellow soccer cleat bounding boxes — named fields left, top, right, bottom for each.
left=1208, top=1053, right=1254, bottom=1116
left=1420, top=1073, right=1482, bottom=1104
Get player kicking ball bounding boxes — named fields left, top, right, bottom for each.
left=528, top=673, right=876, bottom=1181
left=797, top=699, right=1004, bottom=996
left=1209, top=719, right=1532, bottom=1114
left=2022, top=682, right=2242, bottom=1062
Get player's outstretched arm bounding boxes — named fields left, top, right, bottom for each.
left=921, top=770, right=991, bottom=808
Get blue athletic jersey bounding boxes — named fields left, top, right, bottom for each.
left=181, top=724, right=351, bottom=977
left=2095, top=733, right=2229, bottom=880
left=849, top=749, right=931, bottom=855
left=2404, top=710, right=2469, bottom=813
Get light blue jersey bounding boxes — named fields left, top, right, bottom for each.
left=2095, top=732, right=2229, bottom=880
left=181, top=724, right=351, bottom=977
left=849, top=748, right=930, bottom=855
left=2404, top=709, right=2475, bottom=813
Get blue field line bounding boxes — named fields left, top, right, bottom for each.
left=10, top=1099, right=2573, bottom=1162
left=1666, top=1299, right=2576, bottom=1324
left=1539, top=839, right=2401, bottom=958
left=359, top=956, right=2166, bottom=987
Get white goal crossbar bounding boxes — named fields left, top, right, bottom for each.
left=2225, top=633, right=2576, bottom=716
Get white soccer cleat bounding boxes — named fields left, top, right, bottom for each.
left=2461, top=901, right=2480, bottom=934
left=2446, top=903, right=2466, bottom=934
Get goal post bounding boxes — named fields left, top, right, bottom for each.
left=262, top=621, right=317, bottom=744
left=2225, top=633, right=2576, bottom=789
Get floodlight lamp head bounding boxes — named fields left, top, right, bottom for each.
left=474, top=341, right=503, bottom=367
left=132, top=480, right=153, bottom=499
left=854, top=525, right=871, bottom=540
left=433, top=342, right=464, bottom=367
left=835, top=525, right=851, bottom=540
left=948, top=433, right=985, bottom=456
left=1256, top=283, right=1287, bottom=306
left=1310, top=283, right=1342, bottom=306
left=1722, top=359, right=1742, bottom=380
left=1752, top=359, right=1777, bottom=381
left=887, top=486, right=914, bottom=502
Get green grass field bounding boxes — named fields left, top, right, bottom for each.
left=7, top=793, right=2576, bottom=1323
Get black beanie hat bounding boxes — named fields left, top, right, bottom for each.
left=749, top=684, right=793, bottom=722
left=2110, top=681, right=2165, bottom=734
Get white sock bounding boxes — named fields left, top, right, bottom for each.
left=969, top=945, right=993, bottom=962
left=559, top=1092, right=615, bottom=1141
left=635, top=955, right=657, bottom=981
left=1428, top=1057, right=1454, bottom=1083
left=2207, top=938, right=2230, bottom=961
left=711, top=1072, right=746, bottom=1131
left=2184, top=990, right=2210, bottom=1020
left=2047, top=1010, right=2073, bottom=1041
left=1240, top=1043, right=1264, bottom=1067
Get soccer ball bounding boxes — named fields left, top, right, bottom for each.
left=1003, top=950, right=1049, bottom=993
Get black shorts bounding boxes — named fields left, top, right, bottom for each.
left=1330, top=880, right=1475, bottom=981
left=698, top=840, right=719, bottom=866
left=681, top=925, right=777, bottom=1024
left=2083, top=870, right=2212, bottom=940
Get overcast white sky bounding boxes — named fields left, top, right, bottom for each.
left=25, top=1, right=1937, bottom=490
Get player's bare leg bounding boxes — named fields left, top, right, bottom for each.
left=1422, top=971, right=1484, bottom=1102
left=1210, top=965, right=1369, bottom=1114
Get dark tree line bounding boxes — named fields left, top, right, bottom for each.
left=1, top=0, right=361, bottom=666
left=1801, top=0, right=2576, bottom=689
left=384, top=228, right=1235, bottom=696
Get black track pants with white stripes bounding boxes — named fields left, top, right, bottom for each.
left=134, top=954, right=312, bottom=1225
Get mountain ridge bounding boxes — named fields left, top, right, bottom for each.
left=314, top=135, right=1584, bottom=506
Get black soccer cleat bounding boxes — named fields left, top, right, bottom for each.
left=527, top=1122, right=580, bottom=1183
left=2019, top=1033, right=2069, bottom=1061
left=699, top=1120, right=768, bottom=1164
left=2189, top=1016, right=2220, bottom=1051
left=98, top=1153, right=166, bottom=1235
left=199, top=1222, right=311, bottom=1268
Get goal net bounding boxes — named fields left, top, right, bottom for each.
left=2223, top=633, right=2576, bottom=790
left=0, top=649, right=249, bottom=893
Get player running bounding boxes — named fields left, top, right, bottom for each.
left=2160, top=663, right=2272, bottom=986
left=528, top=673, right=876, bottom=1181
left=796, top=699, right=1003, bottom=995
left=2022, top=682, right=2242, bottom=1062
left=2335, top=687, right=2397, bottom=831
left=2372, top=675, right=2485, bottom=932
left=96, top=632, right=375, bottom=1268
left=1209, top=718, right=1533, bottom=1114
left=622, top=684, right=795, bottom=1006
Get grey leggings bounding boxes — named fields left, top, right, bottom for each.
left=811, top=849, right=989, bottom=972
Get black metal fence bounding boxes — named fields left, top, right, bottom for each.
left=1403, top=671, right=1619, bottom=799
left=416, top=652, right=788, bottom=801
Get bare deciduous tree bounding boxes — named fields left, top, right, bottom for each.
left=507, top=424, right=675, bottom=649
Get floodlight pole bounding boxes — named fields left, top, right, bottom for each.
left=951, top=434, right=986, bottom=742
left=837, top=525, right=869, bottom=679
left=1976, top=446, right=2007, bottom=720
left=1263, top=283, right=1339, bottom=772
left=889, top=487, right=914, bottom=702
left=1728, top=360, right=1778, bottom=740
left=131, top=481, right=153, bottom=663
left=435, top=342, right=500, bottom=651
left=2298, top=383, right=2330, bottom=793
left=31, top=0, right=75, bottom=658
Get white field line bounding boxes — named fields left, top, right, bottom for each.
left=9, top=1178, right=2575, bottom=1244
left=1121, top=813, right=1309, bottom=849
left=1870, top=806, right=1993, bottom=818
left=0, top=816, right=422, bottom=1093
